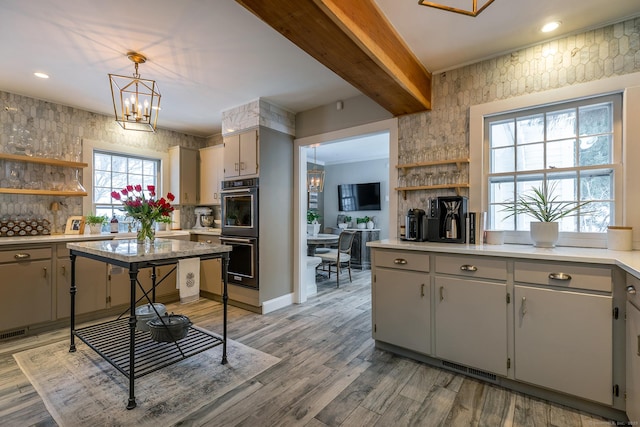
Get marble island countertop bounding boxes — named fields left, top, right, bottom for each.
left=67, top=237, right=231, bottom=264
left=368, top=238, right=640, bottom=279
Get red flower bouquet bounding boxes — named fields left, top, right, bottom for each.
left=111, top=184, right=175, bottom=242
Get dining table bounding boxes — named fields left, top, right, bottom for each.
left=306, top=233, right=339, bottom=256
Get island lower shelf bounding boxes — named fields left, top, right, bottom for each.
left=74, top=317, right=224, bottom=379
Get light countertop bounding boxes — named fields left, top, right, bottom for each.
left=67, top=238, right=231, bottom=264
left=0, top=230, right=191, bottom=247
left=367, top=238, right=640, bottom=279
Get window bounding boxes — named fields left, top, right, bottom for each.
left=93, top=151, right=161, bottom=226
left=486, top=94, right=621, bottom=233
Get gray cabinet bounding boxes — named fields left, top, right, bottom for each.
left=434, top=276, right=508, bottom=376
left=627, top=299, right=640, bottom=422
left=194, top=234, right=222, bottom=295
left=372, top=249, right=430, bottom=354
left=0, top=247, right=52, bottom=331
left=56, top=244, right=107, bottom=318
left=513, top=261, right=613, bottom=406
left=199, top=145, right=224, bottom=205
left=434, top=254, right=508, bottom=376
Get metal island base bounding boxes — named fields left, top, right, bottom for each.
left=67, top=238, right=231, bottom=410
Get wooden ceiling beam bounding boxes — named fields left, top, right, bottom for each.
left=236, top=0, right=432, bottom=116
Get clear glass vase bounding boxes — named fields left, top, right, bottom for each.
left=136, top=219, right=155, bottom=244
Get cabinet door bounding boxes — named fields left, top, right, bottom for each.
left=435, top=276, right=508, bottom=376
left=238, top=129, right=258, bottom=176
left=169, top=146, right=198, bottom=204
left=627, top=301, right=640, bottom=422
left=199, top=145, right=223, bottom=204
left=201, top=258, right=222, bottom=295
left=56, top=257, right=107, bottom=318
left=223, top=134, right=240, bottom=178
left=374, top=268, right=430, bottom=355
left=514, top=285, right=612, bottom=405
left=0, top=260, right=52, bottom=330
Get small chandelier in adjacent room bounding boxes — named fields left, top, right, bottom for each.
left=307, top=146, right=325, bottom=193
left=418, top=0, right=495, bottom=17
left=108, top=52, right=161, bottom=132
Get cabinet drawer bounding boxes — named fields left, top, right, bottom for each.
left=373, top=249, right=429, bottom=272
left=435, top=254, right=506, bottom=281
left=0, top=247, right=51, bottom=263
left=514, top=261, right=611, bottom=292
left=626, top=273, right=640, bottom=308
left=196, top=235, right=221, bottom=245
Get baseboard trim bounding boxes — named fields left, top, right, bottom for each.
left=262, top=293, right=294, bottom=314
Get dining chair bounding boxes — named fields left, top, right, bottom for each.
left=316, top=230, right=357, bottom=287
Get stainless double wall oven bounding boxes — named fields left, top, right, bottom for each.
left=220, top=178, right=259, bottom=289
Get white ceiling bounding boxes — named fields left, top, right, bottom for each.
left=0, top=0, right=638, bottom=141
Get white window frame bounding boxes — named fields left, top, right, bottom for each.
left=485, top=93, right=622, bottom=235
left=469, top=72, right=640, bottom=248
left=82, top=139, right=170, bottom=218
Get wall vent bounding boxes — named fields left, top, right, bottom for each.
left=442, top=360, right=497, bottom=381
left=0, top=328, right=26, bottom=341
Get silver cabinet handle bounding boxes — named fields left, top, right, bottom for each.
left=42, top=267, right=47, bottom=278
left=421, top=284, right=425, bottom=298
left=637, top=335, right=640, bottom=356
left=439, top=286, right=444, bottom=301
left=14, top=253, right=31, bottom=260
left=521, top=296, right=527, bottom=316
left=460, top=265, right=477, bottom=272
left=627, top=285, right=637, bottom=295
left=234, top=162, right=239, bottom=171
left=61, top=266, right=66, bottom=277
left=393, top=258, right=407, bottom=265
left=240, top=161, right=245, bottom=171
left=549, top=272, right=571, bottom=281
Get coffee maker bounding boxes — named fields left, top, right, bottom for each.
left=428, top=196, right=468, bottom=243
left=404, top=208, right=427, bottom=241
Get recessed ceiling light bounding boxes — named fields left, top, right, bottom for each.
left=541, top=21, right=561, bottom=33
left=34, top=72, right=49, bottom=79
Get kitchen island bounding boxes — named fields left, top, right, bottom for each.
left=367, top=238, right=640, bottom=422
left=67, top=238, right=231, bottom=409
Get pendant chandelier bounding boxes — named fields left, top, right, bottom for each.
left=307, top=146, right=325, bottom=193
left=418, top=0, right=495, bottom=17
left=108, top=52, right=161, bottom=132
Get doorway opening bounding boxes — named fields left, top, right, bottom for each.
left=293, top=118, right=398, bottom=304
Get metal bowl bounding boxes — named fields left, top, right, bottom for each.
left=147, top=313, right=192, bottom=342
left=200, top=214, right=214, bottom=227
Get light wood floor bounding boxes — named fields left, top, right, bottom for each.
left=0, top=269, right=613, bottom=426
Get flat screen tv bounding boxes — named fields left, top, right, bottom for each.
left=338, top=182, right=381, bottom=212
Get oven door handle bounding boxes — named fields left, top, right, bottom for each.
left=221, top=188, right=253, bottom=194
left=220, top=237, right=255, bottom=244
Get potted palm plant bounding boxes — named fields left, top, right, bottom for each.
left=501, top=182, right=590, bottom=248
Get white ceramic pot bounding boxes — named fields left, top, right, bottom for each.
left=88, top=224, right=103, bottom=234
left=307, top=223, right=320, bottom=236
left=357, top=223, right=366, bottom=229
left=529, top=221, right=559, bottom=248
left=366, top=221, right=374, bottom=229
